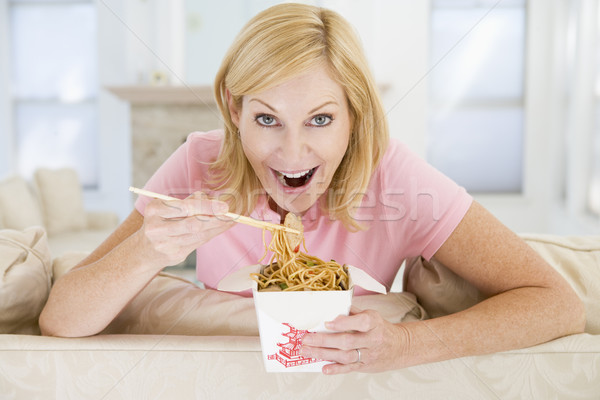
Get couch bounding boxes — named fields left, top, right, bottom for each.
left=0, top=168, right=119, bottom=257
left=0, top=228, right=599, bottom=399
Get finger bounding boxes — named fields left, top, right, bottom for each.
left=158, top=215, right=233, bottom=237
left=349, top=306, right=363, bottom=315
left=186, top=191, right=207, bottom=200
left=143, top=198, right=190, bottom=219
left=188, top=194, right=229, bottom=216
left=325, top=310, right=378, bottom=333
left=301, top=345, right=361, bottom=365
left=158, top=197, right=229, bottom=219
left=302, top=331, right=365, bottom=351
left=170, top=220, right=234, bottom=246
left=321, top=361, right=363, bottom=375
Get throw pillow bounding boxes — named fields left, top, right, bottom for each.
left=99, top=274, right=427, bottom=336
left=52, top=250, right=90, bottom=284
left=34, top=168, right=86, bottom=235
left=0, top=227, right=52, bottom=334
left=0, top=175, right=44, bottom=230
left=403, top=256, right=486, bottom=319
left=522, top=234, right=600, bottom=334
left=51, top=254, right=428, bottom=337
left=404, top=234, right=600, bottom=334
left=101, top=273, right=261, bottom=336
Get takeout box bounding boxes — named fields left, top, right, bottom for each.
left=217, top=264, right=386, bottom=372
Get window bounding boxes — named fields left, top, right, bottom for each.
left=589, top=0, right=600, bottom=217
left=556, top=0, right=600, bottom=223
left=9, top=0, right=98, bottom=187
left=428, top=0, right=527, bottom=193
left=589, top=4, right=600, bottom=217
left=591, top=117, right=600, bottom=215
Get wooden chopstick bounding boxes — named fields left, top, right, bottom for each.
left=129, top=187, right=301, bottom=235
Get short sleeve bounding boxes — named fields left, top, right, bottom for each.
left=380, top=140, right=473, bottom=260
left=134, top=130, right=223, bottom=215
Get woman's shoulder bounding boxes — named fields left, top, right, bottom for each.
left=374, top=138, right=443, bottom=188
left=378, top=138, right=420, bottom=169
left=186, top=129, right=224, bottom=145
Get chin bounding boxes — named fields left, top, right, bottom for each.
left=264, top=171, right=330, bottom=216
left=272, top=194, right=317, bottom=216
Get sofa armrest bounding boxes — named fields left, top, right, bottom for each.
left=85, top=211, right=119, bottom=230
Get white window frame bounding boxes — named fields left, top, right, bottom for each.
left=428, top=1, right=527, bottom=195
left=470, top=0, right=555, bottom=232
left=0, top=0, right=132, bottom=219
left=0, top=0, right=14, bottom=176
left=471, top=0, right=600, bottom=235
left=409, top=0, right=597, bottom=234
left=2, top=0, right=597, bottom=231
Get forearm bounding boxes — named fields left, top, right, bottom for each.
left=39, top=232, right=162, bottom=337
left=400, top=201, right=586, bottom=368
left=397, top=286, right=585, bottom=368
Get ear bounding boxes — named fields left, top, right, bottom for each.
left=226, top=89, right=240, bottom=127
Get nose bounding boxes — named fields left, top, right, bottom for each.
left=279, top=126, right=308, bottom=164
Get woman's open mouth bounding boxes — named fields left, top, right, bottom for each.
left=273, top=167, right=318, bottom=188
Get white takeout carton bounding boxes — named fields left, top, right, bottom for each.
left=217, top=264, right=386, bottom=373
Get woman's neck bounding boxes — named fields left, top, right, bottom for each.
left=267, top=197, right=289, bottom=223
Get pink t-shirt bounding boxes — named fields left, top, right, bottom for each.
left=135, top=130, right=472, bottom=296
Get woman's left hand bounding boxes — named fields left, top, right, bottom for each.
left=300, top=307, right=410, bottom=374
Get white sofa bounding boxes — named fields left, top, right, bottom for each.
left=0, top=227, right=599, bottom=399
left=0, top=168, right=119, bottom=257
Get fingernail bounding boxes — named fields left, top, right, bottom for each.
left=301, top=347, right=312, bottom=357
left=324, top=321, right=334, bottom=330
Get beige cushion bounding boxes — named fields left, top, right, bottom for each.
left=354, top=291, right=427, bottom=323
left=404, top=256, right=486, bottom=319
left=99, top=275, right=426, bottom=336
left=52, top=250, right=89, bottom=284
left=48, top=230, right=113, bottom=258
left=101, top=273, right=260, bottom=336
left=51, top=253, right=427, bottom=337
left=85, top=211, right=119, bottom=230
left=0, top=175, right=43, bottom=230
left=0, top=227, right=52, bottom=334
left=404, top=234, right=600, bottom=334
left=34, top=168, right=86, bottom=235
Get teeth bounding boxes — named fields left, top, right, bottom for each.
left=280, top=169, right=311, bottom=178
left=276, top=167, right=316, bottom=187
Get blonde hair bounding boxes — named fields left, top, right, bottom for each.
left=211, top=3, right=389, bottom=231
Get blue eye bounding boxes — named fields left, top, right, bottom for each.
left=310, top=114, right=333, bottom=126
left=255, top=114, right=277, bottom=126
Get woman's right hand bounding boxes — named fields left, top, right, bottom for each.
left=137, top=191, right=234, bottom=269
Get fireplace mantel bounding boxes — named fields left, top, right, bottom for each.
left=107, top=85, right=222, bottom=188
left=107, top=83, right=390, bottom=188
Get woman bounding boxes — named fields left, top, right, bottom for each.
left=40, top=3, right=584, bottom=374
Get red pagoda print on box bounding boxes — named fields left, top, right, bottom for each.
left=267, top=323, right=319, bottom=368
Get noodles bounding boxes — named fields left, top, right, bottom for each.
left=250, top=213, right=349, bottom=291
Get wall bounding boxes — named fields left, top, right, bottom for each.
left=95, top=0, right=431, bottom=222
left=2, top=0, right=596, bottom=234
left=0, top=0, right=13, bottom=178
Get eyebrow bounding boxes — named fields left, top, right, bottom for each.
left=248, top=99, right=339, bottom=115
left=308, top=101, right=338, bottom=115
left=249, top=98, right=278, bottom=113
